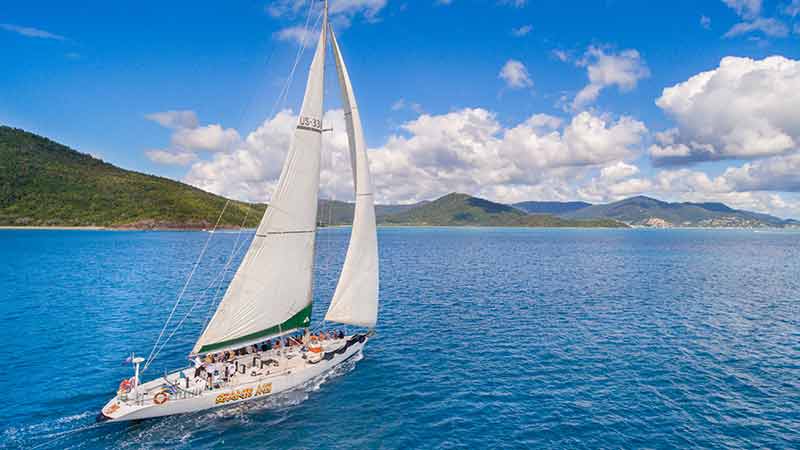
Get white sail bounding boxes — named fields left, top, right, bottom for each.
left=192, top=13, right=327, bottom=355
left=325, top=27, right=379, bottom=329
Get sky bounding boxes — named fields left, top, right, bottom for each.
left=2, top=0, right=800, bottom=218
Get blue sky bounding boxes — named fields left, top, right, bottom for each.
left=2, top=0, right=800, bottom=217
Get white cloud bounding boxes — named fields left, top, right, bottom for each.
left=499, top=0, right=528, bottom=6
left=724, top=17, right=789, bottom=38
left=499, top=59, right=533, bottom=89
left=700, top=15, right=712, bottom=29
left=552, top=49, right=570, bottom=62
left=600, top=161, right=640, bottom=181
left=145, top=150, right=198, bottom=166
left=268, top=0, right=387, bottom=23
left=328, top=0, right=387, bottom=19
left=721, top=153, right=800, bottom=191
left=722, top=0, right=762, bottom=19
left=0, top=23, right=65, bottom=40
left=170, top=106, right=800, bottom=218
left=172, top=124, right=241, bottom=152
left=146, top=112, right=241, bottom=167
left=273, top=25, right=317, bottom=45
left=511, top=25, right=533, bottom=37
left=391, top=98, right=423, bottom=113
left=184, top=107, right=646, bottom=206
left=145, top=110, right=199, bottom=129
left=572, top=46, right=650, bottom=110
left=652, top=56, right=800, bottom=165
left=186, top=109, right=364, bottom=202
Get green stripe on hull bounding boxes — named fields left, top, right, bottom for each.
left=198, top=303, right=312, bottom=354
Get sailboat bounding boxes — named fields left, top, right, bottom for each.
left=98, top=0, right=379, bottom=422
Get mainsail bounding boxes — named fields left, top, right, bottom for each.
left=325, top=27, right=380, bottom=328
left=191, top=11, right=327, bottom=355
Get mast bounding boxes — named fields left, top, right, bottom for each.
left=191, top=3, right=328, bottom=355
left=324, top=25, right=380, bottom=329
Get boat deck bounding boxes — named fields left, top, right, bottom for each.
left=124, top=337, right=348, bottom=407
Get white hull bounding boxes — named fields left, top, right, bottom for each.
left=99, top=335, right=368, bottom=422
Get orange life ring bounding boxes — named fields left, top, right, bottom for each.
left=118, top=379, right=132, bottom=393
left=153, top=392, right=169, bottom=405
left=309, top=346, right=323, bottom=353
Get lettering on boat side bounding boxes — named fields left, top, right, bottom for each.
left=215, top=383, right=272, bottom=405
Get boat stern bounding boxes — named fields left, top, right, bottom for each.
left=97, top=395, right=148, bottom=423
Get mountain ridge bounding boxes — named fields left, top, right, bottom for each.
left=1, top=126, right=794, bottom=229
left=0, top=126, right=264, bottom=228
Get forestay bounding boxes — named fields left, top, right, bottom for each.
left=191, top=13, right=328, bottom=355
left=324, top=27, right=379, bottom=329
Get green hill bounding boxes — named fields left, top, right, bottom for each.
left=513, top=200, right=592, bottom=215
left=562, top=195, right=794, bottom=227
left=317, top=199, right=429, bottom=225
left=0, top=126, right=264, bottom=228
left=381, top=193, right=627, bottom=227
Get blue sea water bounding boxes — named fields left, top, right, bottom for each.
left=1, top=227, right=799, bottom=449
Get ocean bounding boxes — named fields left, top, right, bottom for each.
left=1, top=228, right=798, bottom=449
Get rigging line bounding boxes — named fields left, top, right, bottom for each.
left=144, top=200, right=230, bottom=370
left=148, top=205, right=253, bottom=367
left=275, top=6, right=324, bottom=115
left=146, top=237, right=241, bottom=367
left=200, top=204, right=253, bottom=335
left=268, top=0, right=319, bottom=119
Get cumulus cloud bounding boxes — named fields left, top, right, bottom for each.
left=499, top=59, right=533, bottom=89
left=145, top=111, right=241, bottom=166
left=168, top=105, right=800, bottom=218
left=651, top=56, right=800, bottom=165
left=186, top=109, right=364, bottom=202
left=171, top=124, right=241, bottom=152
left=145, top=110, right=199, bottom=129
left=721, top=153, right=800, bottom=191
left=511, top=25, right=533, bottom=37
left=0, top=23, right=65, bottom=40
left=700, top=15, right=712, bottom=29
left=183, top=107, right=647, bottom=206
left=572, top=46, right=650, bottom=110
left=145, top=150, right=198, bottom=166
left=600, top=161, right=640, bottom=181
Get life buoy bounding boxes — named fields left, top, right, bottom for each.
left=308, top=336, right=323, bottom=353
left=118, top=379, right=132, bottom=393
left=153, top=392, right=169, bottom=405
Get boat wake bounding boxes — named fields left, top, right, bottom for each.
left=4, top=352, right=362, bottom=449
left=2, top=411, right=101, bottom=450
